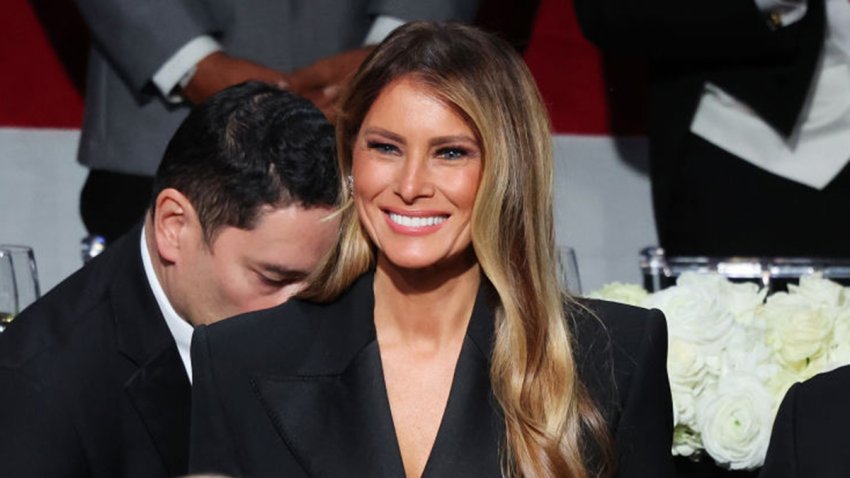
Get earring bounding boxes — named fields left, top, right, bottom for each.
left=346, top=174, right=354, bottom=191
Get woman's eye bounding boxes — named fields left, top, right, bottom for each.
left=436, top=147, right=469, bottom=160
left=366, top=141, right=399, bottom=155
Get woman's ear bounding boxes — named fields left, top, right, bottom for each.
left=152, top=188, right=200, bottom=263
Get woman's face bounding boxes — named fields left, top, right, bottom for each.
left=352, top=76, right=483, bottom=271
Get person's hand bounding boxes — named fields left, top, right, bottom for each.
left=288, top=47, right=374, bottom=121
left=182, top=52, right=290, bottom=105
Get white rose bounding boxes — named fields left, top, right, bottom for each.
left=762, top=292, right=835, bottom=369
left=671, top=382, right=700, bottom=429
left=668, top=338, right=709, bottom=390
left=723, top=324, right=760, bottom=358
left=722, top=281, right=767, bottom=326
left=675, top=272, right=728, bottom=293
left=677, top=273, right=766, bottom=324
left=789, top=273, right=845, bottom=308
left=765, top=369, right=805, bottom=408
left=721, top=341, right=779, bottom=384
left=696, top=373, right=775, bottom=470
left=667, top=336, right=720, bottom=429
left=644, top=274, right=735, bottom=351
left=672, top=425, right=703, bottom=457
left=825, top=307, right=850, bottom=371
left=801, top=354, right=831, bottom=380
left=586, top=282, right=648, bottom=307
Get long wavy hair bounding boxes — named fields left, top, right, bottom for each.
left=301, top=21, right=613, bottom=477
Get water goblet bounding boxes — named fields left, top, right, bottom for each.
left=0, top=245, right=41, bottom=332
left=558, top=246, right=582, bottom=296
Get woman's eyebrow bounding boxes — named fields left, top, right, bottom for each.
left=361, top=127, right=405, bottom=144
left=429, top=135, right=478, bottom=147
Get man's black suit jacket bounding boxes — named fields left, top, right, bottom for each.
left=0, top=226, right=191, bottom=477
left=574, top=0, right=836, bottom=256
left=189, top=272, right=675, bottom=477
left=761, top=364, right=850, bottom=477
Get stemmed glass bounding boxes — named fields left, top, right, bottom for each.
left=0, top=245, right=41, bottom=333
left=558, top=246, right=582, bottom=296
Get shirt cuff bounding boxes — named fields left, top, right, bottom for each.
left=151, top=35, right=222, bottom=102
left=753, top=0, right=808, bottom=29
left=363, top=16, right=406, bottom=46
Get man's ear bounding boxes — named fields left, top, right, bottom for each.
left=152, top=188, right=201, bottom=263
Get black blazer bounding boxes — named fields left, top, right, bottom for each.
left=189, top=273, right=674, bottom=477
left=761, top=364, right=850, bottom=477
left=0, top=226, right=191, bottom=477
left=574, top=0, right=824, bottom=143
left=573, top=0, right=827, bottom=255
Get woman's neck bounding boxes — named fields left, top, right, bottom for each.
left=373, top=250, right=481, bottom=350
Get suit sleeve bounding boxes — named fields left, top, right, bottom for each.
left=0, top=369, right=89, bottom=477
left=573, top=0, right=804, bottom=59
left=71, top=0, right=222, bottom=93
left=760, top=383, right=800, bottom=478
left=367, top=0, right=481, bottom=23
left=614, top=309, right=676, bottom=478
left=188, top=325, right=243, bottom=477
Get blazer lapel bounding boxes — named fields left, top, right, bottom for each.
left=252, top=274, right=503, bottom=477
left=253, top=272, right=404, bottom=476
left=124, top=346, right=192, bottom=477
left=111, top=227, right=192, bottom=476
left=421, top=282, right=503, bottom=477
left=253, top=340, right=404, bottom=477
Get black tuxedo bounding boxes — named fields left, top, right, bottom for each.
left=0, top=226, right=191, bottom=477
left=761, top=364, right=850, bottom=477
left=189, top=273, right=674, bottom=477
left=574, top=0, right=850, bottom=257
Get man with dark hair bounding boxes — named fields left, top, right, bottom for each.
left=0, top=82, right=340, bottom=478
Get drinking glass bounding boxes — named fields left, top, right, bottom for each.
left=558, top=246, right=582, bottom=296
left=0, top=245, right=41, bottom=333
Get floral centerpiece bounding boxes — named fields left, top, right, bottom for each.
left=589, top=273, right=850, bottom=470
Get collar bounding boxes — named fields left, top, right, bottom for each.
left=140, top=226, right=194, bottom=383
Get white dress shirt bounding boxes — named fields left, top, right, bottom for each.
left=140, top=227, right=195, bottom=383
left=690, top=0, right=850, bottom=189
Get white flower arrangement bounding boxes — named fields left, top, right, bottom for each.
left=589, top=272, right=850, bottom=470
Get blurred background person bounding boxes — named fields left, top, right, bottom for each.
left=575, top=0, right=850, bottom=258
left=0, top=83, right=340, bottom=478
left=72, top=0, right=480, bottom=244
left=4, top=0, right=658, bottom=297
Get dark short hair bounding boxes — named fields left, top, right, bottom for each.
left=151, top=81, right=339, bottom=241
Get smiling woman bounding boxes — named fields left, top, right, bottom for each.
left=352, top=77, right=482, bottom=273
left=189, top=22, right=675, bottom=478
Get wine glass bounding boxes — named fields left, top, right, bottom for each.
left=0, top=245, right=41, bottom=333
left=558, top=246, right=582, bottom=296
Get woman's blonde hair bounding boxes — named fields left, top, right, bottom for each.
left=302, top=21, right=612, bottom=477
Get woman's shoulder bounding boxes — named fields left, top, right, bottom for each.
left=569, top=298, right=667, bottom=362
left=568, top=298, right=669, bottom=419
left=194, top=273, right=377, bottom=375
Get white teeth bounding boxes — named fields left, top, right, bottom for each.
left=388, top=213, right=447, bottom=228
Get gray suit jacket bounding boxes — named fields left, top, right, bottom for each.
left=73, top=0, right=480, bottom=176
